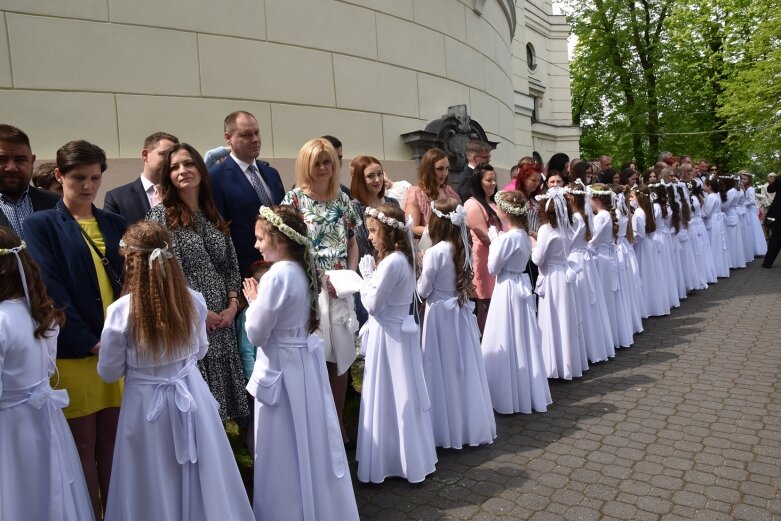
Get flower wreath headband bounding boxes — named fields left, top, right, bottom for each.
left=119, top=239, right=175, bottom=278
left=0, top=241, right=31, bottom=309
left=364, top=206, right=407, bottom=231
left=259, top=206, right=309, bottom=245
left=364, top=206, right=422, bottom=306
left=430, top=202, right=472, bottom=269
left=588, top=187, right=615, bottom=197
left=493, top=191, right=528, bottom=215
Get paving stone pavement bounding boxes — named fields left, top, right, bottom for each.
left=351, top=261, right=781, bottom=520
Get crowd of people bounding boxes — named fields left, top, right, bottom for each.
left=1, top=116, right=778, bottom=521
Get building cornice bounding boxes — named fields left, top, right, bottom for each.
left=473, top=0, right=517, bottom=39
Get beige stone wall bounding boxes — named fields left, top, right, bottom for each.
left=2, top=0, right=577, bottom=195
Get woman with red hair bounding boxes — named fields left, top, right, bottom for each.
left=514, top=162, right=543, bottom=236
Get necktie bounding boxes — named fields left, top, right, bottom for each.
left=247, top=164, right=274, bottom=208
left=151, top=184, right=162, bottom=206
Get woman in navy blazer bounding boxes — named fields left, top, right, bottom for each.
left=23, top=140, right=126, bottom=517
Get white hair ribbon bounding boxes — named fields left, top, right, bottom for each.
left=536, top=187, right=573, bottom=238
left=616, top=192, right=628, bottom=218
left=430, top=203, right=472, bottom=269
left=149, top=242, right=174, bottom=278
left=120, top=239, right=174, bottom=279
left=0, top=241, right=31, bottom=309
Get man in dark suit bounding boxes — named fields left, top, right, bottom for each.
left=0, top=124, right=59, bottom=239
left=762, top=175, right=781, bottom=268
left=210, top=111, right=285, bottom=275
left=103, top=132, right=178, bottom=224
left=456, top=139, right=492, bottom=202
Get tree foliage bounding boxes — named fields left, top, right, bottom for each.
left=564, top=0, right=781, bottom=173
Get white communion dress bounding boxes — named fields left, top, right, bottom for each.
left=702, top=192, right=731, bottom=278
left=357, top=251, right=437, bottom=483
left=418, top=240, right=496, bottom=448
left=533, top=223, right=589, bottom=379
left=98, top=289, right=254, bottom=521
left=481, top=229, right=552, bottom=413
left=244, top=261, right=358, bottom=521
left=0, top=299, right=95, bottom=521
left=631, top=207, right=670, bottom=317
left=567, top=213, right=615, bottom=362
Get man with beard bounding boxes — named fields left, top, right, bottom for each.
left=0, top=124, right=59, bottom=238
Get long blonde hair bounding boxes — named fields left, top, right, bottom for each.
left=120, top=222, right=197, bottom=361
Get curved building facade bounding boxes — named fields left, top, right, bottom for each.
left=0, top=0, right=579, bottom=186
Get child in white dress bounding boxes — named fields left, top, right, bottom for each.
left=702, top=177, right=731, bottom=278
left=418, top=199, right=496, bottom=448
left=0, top=227, right=94, bottom=521
left=722, top=177, right=748, bottom=269
left=614, top=186, right=646, bottom=331
left=357, top=203, right=437, bottom=483
left=674, top=183, right=708, bottom=291
left=740, top=172, right=768, bottom=256
left=590, top=184, right=634, bottom=348
left=566, top=183, right=614, bottom=363
left=98, top=222, right=254, bottom=521
left=243, top=206, right=358, bottom=521
left=688, top=183, right=719, bottom=284
left=534, top=187, right=589, bottom=379
left=629, top=186, right=670, bottom=317
left=481, top=192, right=552, bottom=413
left=650, top=184, right=682, bottom=309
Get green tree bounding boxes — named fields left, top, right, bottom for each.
left=565, top=0, right=779, bottom=171
left=718, top=0, right=781, bottom=172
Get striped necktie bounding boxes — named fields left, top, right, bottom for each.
left=247, top=163, right=274, bottom=207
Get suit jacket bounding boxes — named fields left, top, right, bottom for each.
left=103, top=177, right=151, bottom=225
left=457, top=165, right=475, bottom=203
left=23, top=200, right=127, bottom=358
left=767, top=180, right=780, bottom=220
left=209, top=156, right=285, bottom=275
left=0, top=185, right=60, bottom=230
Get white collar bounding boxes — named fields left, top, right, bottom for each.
left=231, top=153, right=255, bottom=173
left=140, top=174, right=155, bottom=192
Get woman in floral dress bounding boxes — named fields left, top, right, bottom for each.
left=283, top=137, right=361, bottom=446
left=146, top=143, right=248, bottom=422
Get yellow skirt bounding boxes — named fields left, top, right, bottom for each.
left=52, top=356, right=123, bottom=420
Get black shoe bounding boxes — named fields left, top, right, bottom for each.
left=761, top=264, right=772, bottom=268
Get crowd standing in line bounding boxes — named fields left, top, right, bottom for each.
left=0, top=119, right=776, bottom=521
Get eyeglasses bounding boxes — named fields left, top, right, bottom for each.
left=710, top=167, right=717, bottom=171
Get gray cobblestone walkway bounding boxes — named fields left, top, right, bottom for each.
left=353, top=262, right=781, bottom=520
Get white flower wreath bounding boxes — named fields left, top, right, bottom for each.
left=364, top=206, right=407, bottom=230
left=493, top=191, right=528, bottom=216
left=259, top=206, right=309, bottom=245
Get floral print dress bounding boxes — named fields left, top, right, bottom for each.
left=146, top=206, right=248, bottom=421
left=282, top=189, right=362, bottom=273
left=282, top=189, right=362, bottom=374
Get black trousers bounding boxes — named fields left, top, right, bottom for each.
left=763, top=217, right=781, bottom=267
